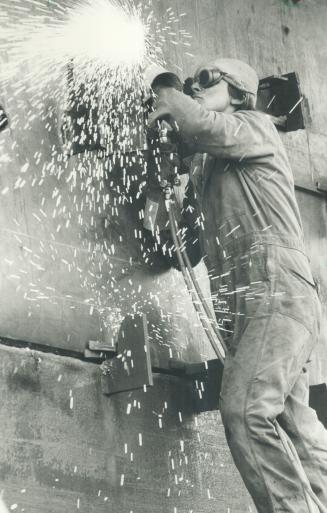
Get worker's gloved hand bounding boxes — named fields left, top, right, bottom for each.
left=147, top=87, right=175, bottom=128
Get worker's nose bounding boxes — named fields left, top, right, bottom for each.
left=191, top=81, right=202, bottom=94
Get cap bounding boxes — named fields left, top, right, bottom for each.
left=204, top=58, right=259, bottom=96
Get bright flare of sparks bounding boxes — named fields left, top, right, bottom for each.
left=62, top=0, right=146, bottom=67
left=1, top=0, right=147, bottom=84
left=0, top=0, right=196, bottom=340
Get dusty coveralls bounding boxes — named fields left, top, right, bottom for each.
left=149, top=88, right=327, bottom=513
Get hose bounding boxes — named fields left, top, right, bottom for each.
left=167, top=204, right=225, bottom=363
left=172, top=213, right=227, bottom=354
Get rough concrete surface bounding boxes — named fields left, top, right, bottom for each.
left=0, top=345, right=253, bottom=513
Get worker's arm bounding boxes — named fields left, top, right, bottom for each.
left=148, top=88, right=275, bottom=161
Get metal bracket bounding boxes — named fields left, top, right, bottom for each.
left=99, top=313, right=223, bottom=412
left=84, top=338, right=117, bottom=361
left=293, top=178, right=327, bottom=197
left=257, top=72, right=306, bottom=131
left=101, top=314, right=153, bottom=395
left=315, top=179, right=327, bottom=195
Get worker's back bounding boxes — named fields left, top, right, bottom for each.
left=189, top=110, right=309, bottom=268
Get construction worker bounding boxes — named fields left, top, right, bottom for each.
left=145, top=58, right=327, bottom=512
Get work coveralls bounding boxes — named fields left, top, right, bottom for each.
left=149, top=88, right=327, bottom=513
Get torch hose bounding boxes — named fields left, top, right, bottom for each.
left=167, top=205, right=225, bottom=363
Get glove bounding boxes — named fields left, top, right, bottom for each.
left=147, top=87, right=174, bottom=127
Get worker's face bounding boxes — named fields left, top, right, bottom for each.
left=191, top=79, right=234, bottom=113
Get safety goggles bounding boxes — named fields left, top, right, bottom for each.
left=183, top=68, right=246, bottom=96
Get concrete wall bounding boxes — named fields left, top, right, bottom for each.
left=0, top=345, right=252, bottom=513
left=0, top=0, right=327, bottom=512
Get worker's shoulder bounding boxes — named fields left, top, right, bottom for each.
left=232, top=109, right=274, bottom=128
left=232, top=110, right=279, bottom=145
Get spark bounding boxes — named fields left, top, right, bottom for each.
left=267, top=94, right=276, bottom=109
left=289, top=96, right=303, bottom=114
left=234, top=122, right=243, bottom=136
left=225, top=225, right=240, bottom=237
left=1, top=0, right=147, bottom=88
left=0, top=0, right=198, bottom=359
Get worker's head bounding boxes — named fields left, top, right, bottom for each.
left=186, top=58, right=259, bottom=113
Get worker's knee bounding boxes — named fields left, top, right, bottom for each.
left=221, top=396, right=279, bottom=445
left=220, top=398, right=245, bottom=443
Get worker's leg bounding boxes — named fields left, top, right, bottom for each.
left=219, top=310, right=322, bottom=513
left=278, top=368, right=327, bottom=505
